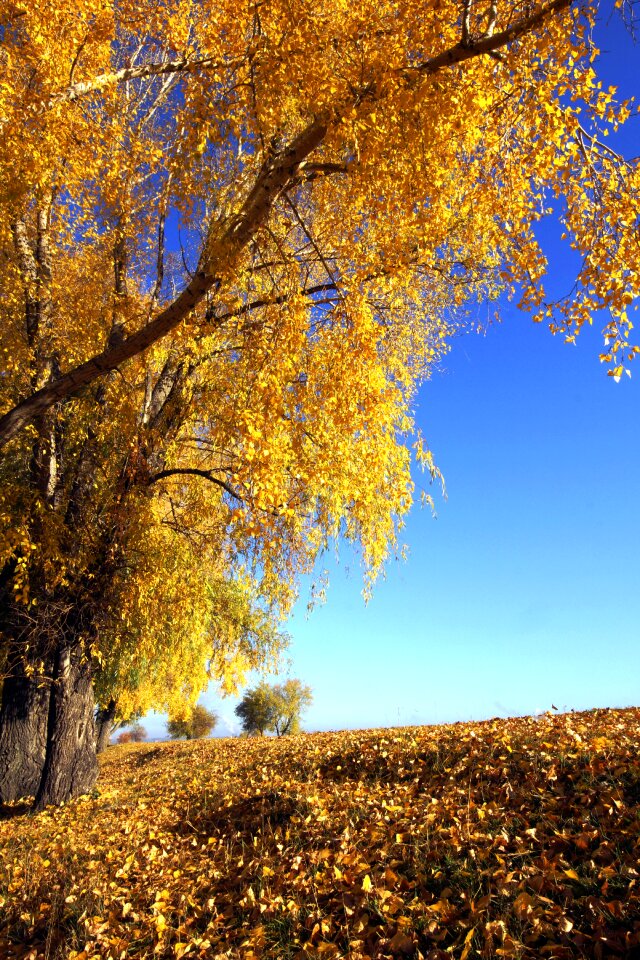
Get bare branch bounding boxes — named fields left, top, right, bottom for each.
left=462, top=0, right=473, bottom=44
left=283, top=195, right=341, bottom=295
left=52, top=54, right=242, bottom=109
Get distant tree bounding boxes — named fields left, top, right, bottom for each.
left=115, top=722, right=146, bottom=746
left=129, top=723, right=147, bottom=743
left=167, top=704, right=218, bottom=740
left=235, top=680, right=312, bottom=736
left=271, top=680, right=313, bottom=736
left=235, top=683, right=277, bottom=736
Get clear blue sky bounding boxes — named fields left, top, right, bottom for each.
left=144, top=10, right=640, bottom=740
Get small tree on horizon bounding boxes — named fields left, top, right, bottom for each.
left=167, top=705, right=218, bottom=740
left=235, top=680, right=313, bottom=736
left=272, top=680, right=313, bottom=736
left=129, top=722, right=147, bottom=743
left=234, top=683, right=276, bottom=736
left=115, top=722, right=147, bottom=745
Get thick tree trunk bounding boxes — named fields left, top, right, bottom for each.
left=0, top=657, right=49, bottom=802
left=33, top=643, right=98, bottom=812
left=95, top=699, right=117, bottom=753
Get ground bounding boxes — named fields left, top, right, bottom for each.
left=1, top=708, right=639, bottom=959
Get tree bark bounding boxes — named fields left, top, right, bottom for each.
left=95, top=699, right=117, bottom=753
left=33, top=643, right=98, bottom=811
left=0, top=656, right=49, bottom=802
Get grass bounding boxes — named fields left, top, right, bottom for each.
left=0, top=707, right=639, bottom=959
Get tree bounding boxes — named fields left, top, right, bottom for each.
left=1, top=0, right=638, bottom=809
left=235, top=683, right=279, bottom=736
left=167, top=705, right=218, bottom=740
left=271, top=680, right=314, bottom=737
left=115, top=722, right=145, bottom=745
left=129, top=722, right=147, bottom=743
left=235, top=680, right=313, bottom=736
left=95, top=703, right=145, bottom=754
left=95, top=701, right=120, bottom=755
left=92, top=573, right=287, bottom=752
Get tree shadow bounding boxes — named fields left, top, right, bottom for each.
left=0, top=799, right=33, bottom=819
left=131, top=746, right=164, bottom=767
left=173, top=790, right=311, bottom=839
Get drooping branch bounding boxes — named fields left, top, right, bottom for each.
left=207, top=282, right=340, bottom=330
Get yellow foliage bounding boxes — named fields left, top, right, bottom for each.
left=0, top=0, right=637, bottom=707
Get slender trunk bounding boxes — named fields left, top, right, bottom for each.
left=0, top=655, right=49, bottom=802
left=33, top=643, right=98, bottom=812
left=95, top=699, right=117, bottom=753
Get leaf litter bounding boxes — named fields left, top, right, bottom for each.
left=0, top=707, right=638, bottom=959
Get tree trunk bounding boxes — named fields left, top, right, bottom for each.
left=0, top=656, right=49, bottom=802
left=95, top=699, right=117, bottom=753
left=33, top=643, right=98, bottom=812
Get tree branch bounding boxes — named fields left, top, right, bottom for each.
left=52, top=54, right=241, bottom=109
left=406, top=0, right=573, bottom=76
left=0, top=116, right=330, bottom=448
left=462, top=0, right=473, bottom=44
left=147, top=467, right=244, bottom=502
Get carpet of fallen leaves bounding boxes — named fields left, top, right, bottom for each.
left=1, top=708, right=639, bottom=960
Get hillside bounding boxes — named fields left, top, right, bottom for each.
left=1, top=708, right=639, bottom=959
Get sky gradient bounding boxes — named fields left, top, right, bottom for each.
left=142, top=10, right=640, bottom=741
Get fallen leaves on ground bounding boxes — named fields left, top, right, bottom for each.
left=1, top=707, right=639, bottom=959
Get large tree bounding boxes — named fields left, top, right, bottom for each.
left=0, top=0, right=638, bottom=809
left=235, top=682, right=278, bottom=736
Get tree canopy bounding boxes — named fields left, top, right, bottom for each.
left=0, top=0, right=638, bottom=808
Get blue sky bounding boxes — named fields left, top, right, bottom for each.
left=143, top=10, right=640, bottom=740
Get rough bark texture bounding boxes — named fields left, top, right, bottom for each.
left=0, top=657, right=49, bottom=802
left=33, top=644, right=98, bottom=811
left=95, top=699, right=117, bottom=754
